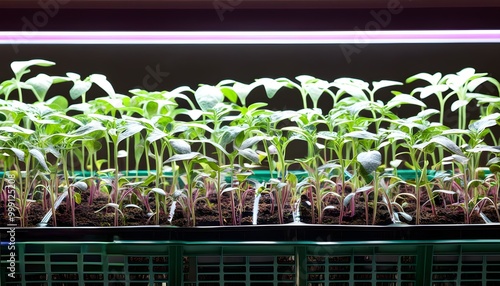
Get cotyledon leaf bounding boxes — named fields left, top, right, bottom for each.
left=357, top=150, right=382, bottom=174
left=29, top=149, right=50, bottom=172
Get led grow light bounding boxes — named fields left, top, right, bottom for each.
left=0, top=30, right=499, bottom=44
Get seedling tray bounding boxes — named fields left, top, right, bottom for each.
left=2, top=225, right=500, bottom=285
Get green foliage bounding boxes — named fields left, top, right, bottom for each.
left=1, top=60, right=500, bottom=227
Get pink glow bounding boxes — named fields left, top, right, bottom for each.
left=0, top=31, right=499, bottom=44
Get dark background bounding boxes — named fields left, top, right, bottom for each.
left=0, top=1, right=499, bottom=122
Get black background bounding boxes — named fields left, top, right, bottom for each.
left=0, top=2, right=499, bottom=126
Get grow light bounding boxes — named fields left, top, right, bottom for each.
left=0, top=30, right=499, bottom=44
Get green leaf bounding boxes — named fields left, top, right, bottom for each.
left=190, top=138, right=230, bottom=157
left=150, top=187, right=167, bottom=196
left=221, top=187, right=239, bottom=195
left=124, top=204, right=142, bottom=210
left=412, top=84, right=449, bottom=99
left=318, top=163, right=341, bottom=171
left=67, top=102, right=91, bottom=112
left=70, top=121, right=106, bottom=137
left=331, top=78, right=368, bottom=98
left=406, top=72, right=441, bottom=85
left=344, top=130, right=377, bottom=140
left=6, top=147, right=25, bottom=162
left=433, top=189, right=456, bottom=195
left=357, top=150, right=382, bottom=174
left=176, top=122, right=214, bottom=134
left=217, top=79, right=236, bottom=86
left=296, top=75, right=315, bottom=84
left=240, top=136, right=268, bottom=149
left=194, top=85, right=224, bottom=111
left=397, top=212, right=413, bottom=222
left=343, top=193, right=356, bottom=207
left=489, top=163, right=500, bottom=173
left=238, top=148, right=260, bottom=164
left=45, top=145, right=61, bottom=159
left=66, top=72, right=80, bottom=81
left=466, top=145, right=500, bottom=153
left=72, top=181, right=88, bottom=191
left=286, top=172, right=298, bottom=186
left=487, top=157, right=500, bottom=166
left=145, top=101, right=159, bottom=116
left=220, top=86, right=238, bottom=103
left=469, top=113, right=500, bottom=134
left=306, top=80, right=329, bottom=104
left=255, top=78, right=289, bottom=99
left=467, top=179, right=483, bottom=190
left=25, top=73, right=53, bottom=101
left=29, top=149, right=50, bottom=172
left=182, top=109, right=203, bottom=121
left=74, top=192, right=81, bottom=204
left=386, top=94, right=427, bottom=109
left=232, top=81, right=260, bottom=105
left=45, top=95, right=69, bottom=110
left=70, top=80, right=92, bottom=100
left=415, top=108, right=440, bottom=119
left=170, top=139, right=191, bottom=154
left=117, top=150, right=128, bottom=158
left=146, top=128, right=168, bottom=143
left=390, top=159, right=403, bottom=168
left=356, top=185, right=374, bottom=193
left=219, top=125, right=246, bottom=147
left=165, top=152, right=201, bottom=163
left=95, top=97, right=123, bottom=110
left=317, top=132, right=338, bottom=142
left=49, top=114, right=81, bottom=128
left=11, top=59, right=55, bottom=78
left=413, top=136, right=456, bottom=155
left=446, top=68, right=481, bottom=90
left=199, top=160, right=219, bottom=172
left=0, top=80, right=16, bottom=98
left=346, top=101, right=371, bottom=115
left=89, top=74, right=115, bottom=96
left=372, top=80, right=402, bottom=94
left=467, top=77, right=492, bottom=91
left=95, top=203, right=121, bottom=214
left=430, top=136, right=464, bottom=156
left=0, top=125, right=35, bottom=135
left=95, top=159, right=108, bottom=171
left=446, top=154, right=469, bottom=165
left=118, top=123, right=145, bottom=144
left=442, top=128, right=470, bottom=136
left=450, top=99, right=469, bottom=112
left=82, top=141, right=102, bottom=156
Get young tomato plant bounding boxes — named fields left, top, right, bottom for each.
left=165, top=152, right=218, bottom=226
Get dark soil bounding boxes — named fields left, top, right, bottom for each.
left=1, top=184, right=498, bottom=227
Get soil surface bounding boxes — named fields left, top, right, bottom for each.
left=1, top=184, right=498, bottom=227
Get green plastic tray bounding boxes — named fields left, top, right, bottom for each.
left=2, top=239, right=500, bottom=285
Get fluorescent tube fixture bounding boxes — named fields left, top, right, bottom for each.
left=0, top=30, right=499, bottom=44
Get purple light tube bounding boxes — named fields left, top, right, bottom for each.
left=0, top=31, right=499, bottom=44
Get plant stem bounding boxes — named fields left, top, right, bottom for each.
left=183, top=161, right=196, bottom=226
left=217, top=171, right=224, bottom=226
left=371, top=171, right=379, bottom=225
left=410, top=149, right=422, bottom=225
left=61, top=152, right=76, bottom=226
left=113, top=142, right=120, bottom=226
